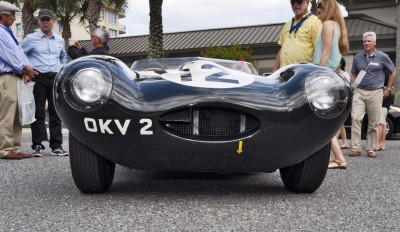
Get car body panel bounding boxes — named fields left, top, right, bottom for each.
left=54, top=56, right=351, bottom=173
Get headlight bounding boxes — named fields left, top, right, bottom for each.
left=72, top=69, right=107, bottom=103
left=305, top=70, right=349, bottom=119
left=62, top=63, right=113, bottom=112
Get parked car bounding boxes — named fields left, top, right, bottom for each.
left=344, top=105, right=400, bottom=139
left=54, top=56, right=351, bottom=194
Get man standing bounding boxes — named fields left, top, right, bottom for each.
left=21, top=9, right=68, bottom=157
left=0, top=1, right=36, bottom=159
left=68, top=27, right=110, bottom=59
left=349, top=31, right=396, bottom=158
left=273, top=0, right=322, bottom=71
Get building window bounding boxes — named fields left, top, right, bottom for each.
left=109, top=29, right=117, bottom=38
left=107, top=12, right=117, bottom=24
left=58, top=24, right=63, bottom=33
left=16, top=23, right=23, bottom=36
left=100, top=10, right=104, bottom=20
left=16, top=12, right=22, bottom=17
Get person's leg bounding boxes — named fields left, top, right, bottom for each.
left=378, top=107, right=388, bottom=150
left=339, top=126, right=349, bottom=148
left=31, top=77, right=47, bottom=150
left=365, top=90, right=383, bottom=153
left=350, top=89, right=366, bottom=153
left=0, top=75, right=19, bottom=158
left=329, top=132, right=347, bottom=169
left=46, top=77, right=63, bottom=151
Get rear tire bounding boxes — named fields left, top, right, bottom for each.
left=280, top=142, right=330, bottom=193
left=69, top=133, right=115, bottom=193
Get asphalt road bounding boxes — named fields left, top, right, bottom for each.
left=1, top=130, right=399, bottom=231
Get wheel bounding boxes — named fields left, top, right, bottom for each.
left=279, top=142, right=330, bottom=193
left=69, top=132, right=115, bottom=193
left=385, top=117, right=394, bottom=139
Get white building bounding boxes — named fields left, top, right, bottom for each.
left=11, top=5, right=126, bottom=41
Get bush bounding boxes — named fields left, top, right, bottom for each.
left=201, top=43, right=258, bottom=69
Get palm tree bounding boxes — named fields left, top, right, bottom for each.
left=82, top=0, right=127, bottom=34
left=39, top=0, right=84, bottom=41
left=148, top=0, right=163, bottom=58
left=21, top=1, right=38, bottom=36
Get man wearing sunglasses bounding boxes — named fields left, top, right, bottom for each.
left=20, top=9, right=68, bottom=157
left=273, top=0, right=321, bottom=71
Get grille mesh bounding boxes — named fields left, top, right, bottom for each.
left=161, top=107, right=259, bottom=138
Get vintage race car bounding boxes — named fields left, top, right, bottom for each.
left=54, top=56, right=351, bottom=194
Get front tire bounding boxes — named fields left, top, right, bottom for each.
left=69, top=133, right=115, bottom=193
left=280, top=142, right=330, bottom=193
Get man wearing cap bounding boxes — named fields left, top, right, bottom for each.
left=21, top=9, right=68, bottom=157
left=0, top=1, right=36, bottom=159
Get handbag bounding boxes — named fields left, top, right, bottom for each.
left=17, top=80, right=36, bottom=125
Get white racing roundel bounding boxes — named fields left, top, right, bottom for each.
left=160, top=61, right=255, bottom=88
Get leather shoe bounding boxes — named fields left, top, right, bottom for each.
left=16, top=152, right=32, bottom=158
left=1, top=151, right=22, bottom=159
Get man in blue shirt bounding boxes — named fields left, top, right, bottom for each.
left=0, top=1, right=36, bottom=159
left=21, top=9, right=68, bottom=157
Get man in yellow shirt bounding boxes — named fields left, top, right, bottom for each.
left=273, top=0, right=322, bottom=71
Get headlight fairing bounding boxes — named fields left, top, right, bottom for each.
left=62, top=63, right=113, bottom=112
left=305, top=70, right=349, bottom=119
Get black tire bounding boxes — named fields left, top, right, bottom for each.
left=279, top=142, right=330, bottom=193
left=385, top=117, right=394, bottom=139
left=69, top=133, right=115, bottom=193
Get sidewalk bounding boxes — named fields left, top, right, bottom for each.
left=22, top=128, right=69, bottom=133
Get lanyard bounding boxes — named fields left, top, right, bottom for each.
left=365, top=51, right=376, bottom=71
left=290, top=13, right=312, bottom=34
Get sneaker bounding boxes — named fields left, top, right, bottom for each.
left=367, top=150, right=377, bottom=158
left=51, top=148, right=69, bottom=156
left=348, top=150, right=362, bottom=157
left=32, top=145, right=43, bottom=157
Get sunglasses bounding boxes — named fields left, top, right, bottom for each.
left=291, top=0, right=304, bottom=5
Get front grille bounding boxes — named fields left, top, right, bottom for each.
left=160, top=107, right=259, bottom=138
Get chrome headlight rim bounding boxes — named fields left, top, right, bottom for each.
left=62, top=63, right=113, bottom=112
left=305, top=70, right=349, bottom=119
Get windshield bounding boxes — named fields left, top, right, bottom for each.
left=131, top=57, right=258, bottom=75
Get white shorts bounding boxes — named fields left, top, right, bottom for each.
left=379, top=108, right=388, bottom=125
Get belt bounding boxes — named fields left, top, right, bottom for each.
left=358, top=88, right=383, bottom=91
left=37, top=72, right=57, bottom=78
left=0, top=72, right=22, bottom=77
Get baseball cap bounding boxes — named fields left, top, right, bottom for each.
left=38, top=9, right=53, bottom=20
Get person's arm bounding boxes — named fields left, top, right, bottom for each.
left=384, top=69, right=397, bottom=98
left=318, top=20, right=334, bottom=66
left=349, top=73, right=357, bottom=86
left=272, top=49, right=281, bottom=72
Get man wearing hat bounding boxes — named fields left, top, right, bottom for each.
left=21, top=9, right=68, bottom=157
left=0, top=1, right=37, bottom=159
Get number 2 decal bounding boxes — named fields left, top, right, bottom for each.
left=140, top=119, right=153, bottom=135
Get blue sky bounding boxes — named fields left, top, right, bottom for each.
left=120, top=0, right=348, bottom=36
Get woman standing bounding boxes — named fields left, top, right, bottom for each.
left=313, top=0, right=350, bottom=169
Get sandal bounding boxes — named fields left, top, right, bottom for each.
left=328, top=160, right=347, bottom=169
left=340, top=145, right=350, bottom=149
left=377, top=147, right=385, bottom=151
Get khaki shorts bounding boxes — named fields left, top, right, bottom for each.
left=379, top=108, right=388, bottom=125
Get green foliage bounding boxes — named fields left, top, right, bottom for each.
left=201, top=43, right=258, bottom=69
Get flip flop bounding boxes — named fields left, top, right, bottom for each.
left=377, top=147, right=385, bottom=151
